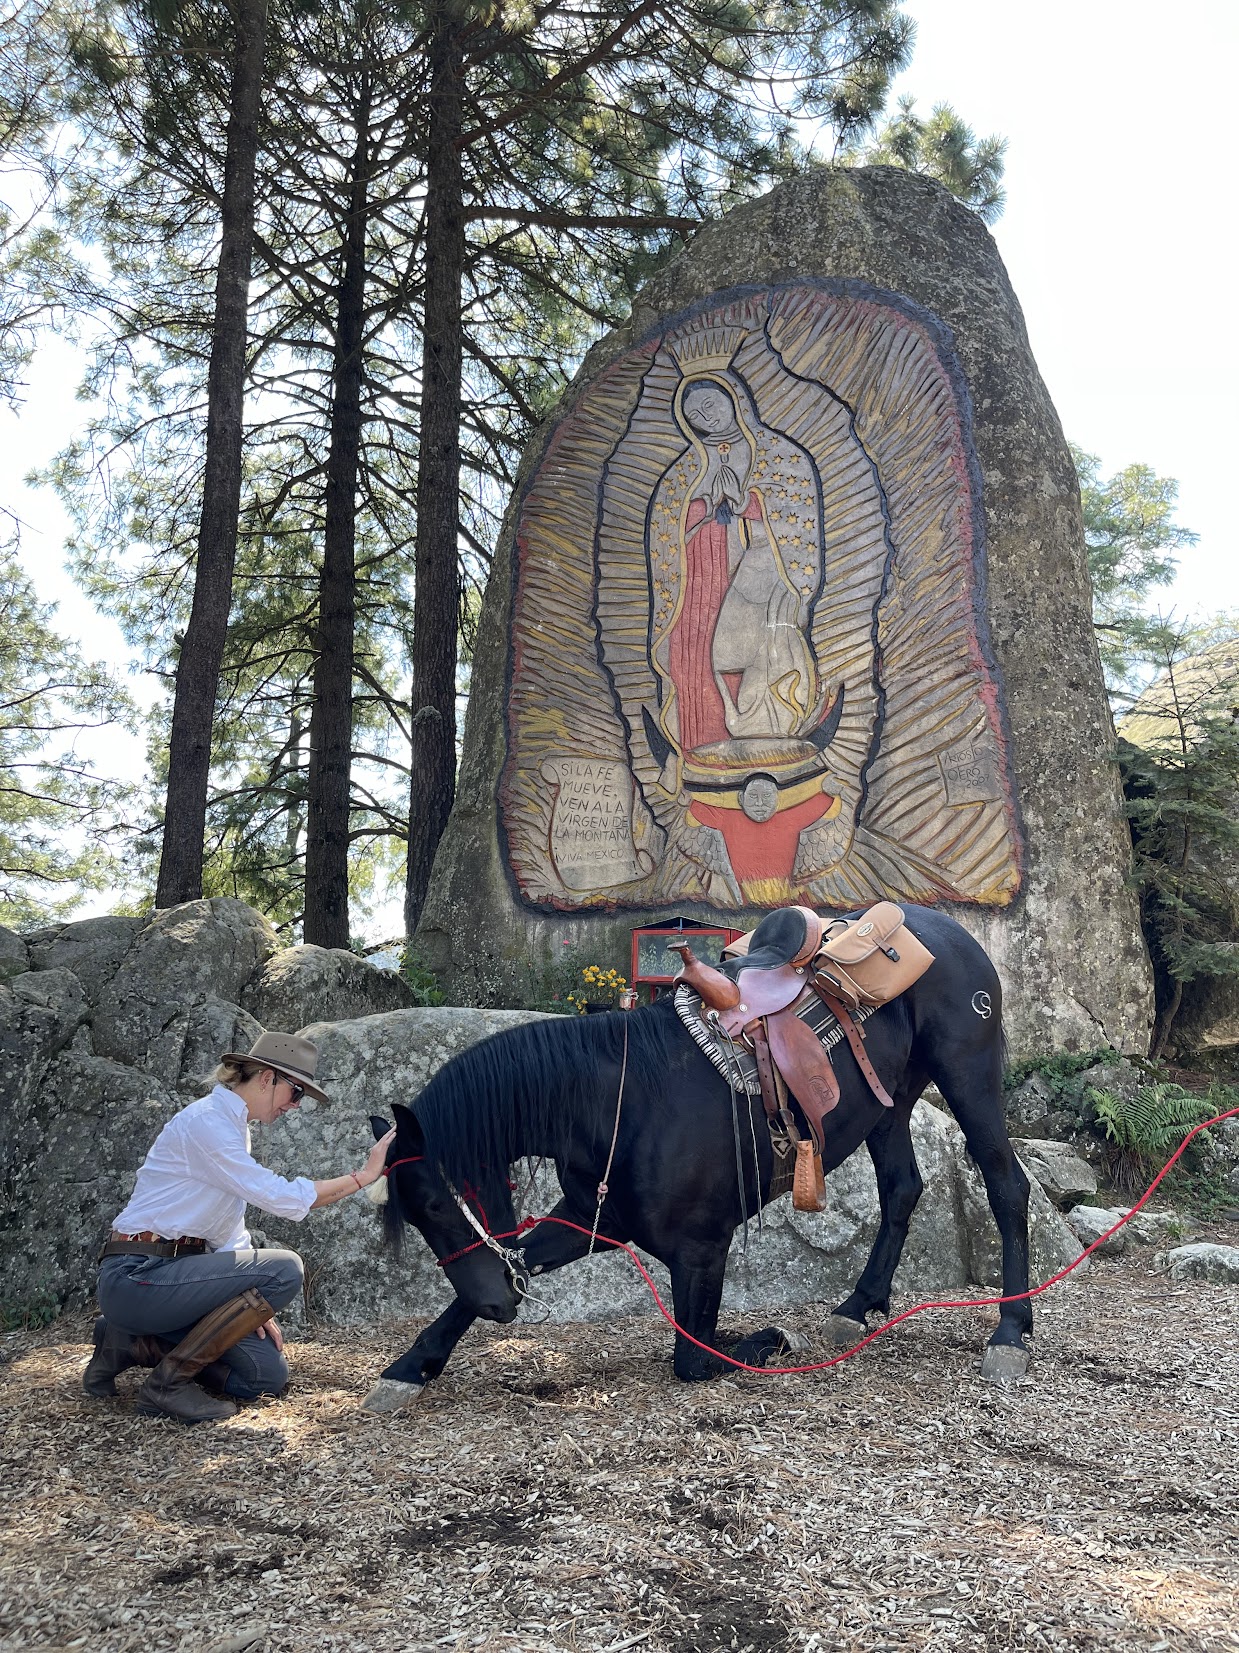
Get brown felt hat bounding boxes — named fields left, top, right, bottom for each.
left=220, top=1031, right=330, bottom=1104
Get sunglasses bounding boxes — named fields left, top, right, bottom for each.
left=282, top=1079, right=305, bottom=1105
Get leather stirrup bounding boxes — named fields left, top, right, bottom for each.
left=792, top=1141, right=827, bottom=1212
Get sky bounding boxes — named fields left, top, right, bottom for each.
left=2, top=0, right=1237, bottom=917
left=881, top=0, right=1237, bottom=616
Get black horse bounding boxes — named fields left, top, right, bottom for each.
left=365, top=905, right=1031, bottom=1408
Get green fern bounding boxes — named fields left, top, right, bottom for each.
left=1087, top=1082, right=1214, bottom=1195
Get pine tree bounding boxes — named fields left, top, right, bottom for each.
left=0, top=548, right=136, bottom=923
left=851, top=94, right=1007, bottom=221
left=33, top=0, right=916, bottom=941
left=1118, top=621, right=1239, bottom=1059
left=153, top=0, right=270, bottom=910
left=1072, top=443, right=1198, bottom=703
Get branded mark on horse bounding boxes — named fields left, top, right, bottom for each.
left=363, top=905, right=1031, bottom=1411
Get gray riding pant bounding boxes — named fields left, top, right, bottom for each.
left=97, top=1248, right=304, bottom=1400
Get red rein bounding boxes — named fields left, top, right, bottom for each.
left=381, top=1107, right=1239, bottom=1375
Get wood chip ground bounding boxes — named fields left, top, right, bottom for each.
left=2, top=1239, right=1237, bottom=1653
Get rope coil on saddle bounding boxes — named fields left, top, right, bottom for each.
left=588, top=1021, right=629, bottom=1256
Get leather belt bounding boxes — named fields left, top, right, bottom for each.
left=100, top=1231, right=209, bottom=1261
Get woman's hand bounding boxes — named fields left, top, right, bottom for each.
left=256, top=1317, right=284, bottom=1352
left=361, top=1126, right=397, bottom=1187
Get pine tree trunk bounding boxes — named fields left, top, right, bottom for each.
left=303, top=89, right=370, bottom=949
left=155, top=0, right=268, bottom=908
left=404, top=7, right=464, bottom=937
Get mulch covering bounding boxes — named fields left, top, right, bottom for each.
left=2, top=1238, right=1237, bottom=1653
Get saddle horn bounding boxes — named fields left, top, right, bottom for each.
left=670, top=941, right=741, bottom=1013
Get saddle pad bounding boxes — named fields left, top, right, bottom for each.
left=673, top=983, right=877, bottom=1098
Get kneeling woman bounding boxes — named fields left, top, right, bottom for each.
left=85, top=1032, right=394, bottom=1423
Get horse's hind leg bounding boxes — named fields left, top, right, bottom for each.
left=669, top=1245, right=807, bottom=1382
left=830, top=1102, right=923, bottom=1341
left=931, top=1037, right=1033, bottom=1374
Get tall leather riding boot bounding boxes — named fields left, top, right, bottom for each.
left=83, top=1317, right=171, bottom=1399
left=136, top=1289, right=275, bottom=1423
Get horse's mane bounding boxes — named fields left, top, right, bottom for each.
left=411, top=1001, right=679, bottom=1190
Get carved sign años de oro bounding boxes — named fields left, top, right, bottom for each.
left=501, top=282, right=1023, bottom=912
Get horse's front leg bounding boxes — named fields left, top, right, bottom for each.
left=669, top=1245, right=807, bottom=1382
left=360, top=1297, right=478, bottom=1412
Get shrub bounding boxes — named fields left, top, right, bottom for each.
left=399, top=947, right=447, bottom=1007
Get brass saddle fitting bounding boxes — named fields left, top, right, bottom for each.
left=670, top=941, right=741, bottom=1013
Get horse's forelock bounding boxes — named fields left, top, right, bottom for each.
left=381, top=1173, right=406, bottom=1257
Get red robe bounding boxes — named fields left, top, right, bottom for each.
left=666, top=493, right=765, bottom=753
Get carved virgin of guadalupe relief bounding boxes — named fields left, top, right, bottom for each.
left=501, top=283, right=1023, bottom=911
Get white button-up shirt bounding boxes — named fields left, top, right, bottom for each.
left=112, top=1084, right=317, bottom=1251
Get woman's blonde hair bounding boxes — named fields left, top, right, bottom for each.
left=211, top=1058, right=265, bottom=1089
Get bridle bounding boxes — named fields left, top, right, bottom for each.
left=383, top=1152, right=537, bottom=1286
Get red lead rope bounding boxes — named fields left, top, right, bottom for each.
left=384, top=1109, right=1239, bottom=1375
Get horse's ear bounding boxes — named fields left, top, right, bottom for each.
left=369, top=1115, right=392, bottom=1141
left=392, top=1101, right=425, bottom=1149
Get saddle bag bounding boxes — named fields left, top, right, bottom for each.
left=812, top=901, right=934, bottom=1009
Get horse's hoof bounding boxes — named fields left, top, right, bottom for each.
left=773, top=1327, right=811, bottom=1359
left=827, top=1315, right=868, bottom=1349
left=360, top=1378, right=427, bottom=1413
left=980, top=1343, right=1031, bottom=1382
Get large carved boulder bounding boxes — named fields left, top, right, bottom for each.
left=242, top=944, right=415, bottom=1032
left=417, top=165, right=1151, bottom=1058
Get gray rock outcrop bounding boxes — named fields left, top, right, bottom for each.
left=1065, top=1203, right=1203, bottom=1257
left=24, top=915, right=146, bottom=1005
left=417, top=164, right=1153, bottom=1059
left=1156, top=1242, right=1239, bottom=1284
left=0, top=925, right=28, bottom=982
left=242, top=944, right=415, bottom=1032
left=0, top=897, right=1084, bottom=1337
left=0, top=1052, right=179, bottom=1324
left=1066, top=1205, right=1128, bottom=1257
left=0, top=900, right=434, bottom=1322
left=92, top=898, right=280, bottom=1083
left=1012, top=1138, right=1099, bottom=1208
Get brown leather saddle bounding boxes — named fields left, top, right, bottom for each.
left=672, top=902, right=935, bottom=1212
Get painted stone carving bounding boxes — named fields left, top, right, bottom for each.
left=501, top=281, right=1023, bottom=911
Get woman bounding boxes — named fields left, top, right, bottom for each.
left=84, top=1031, right=395, bottom=1423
